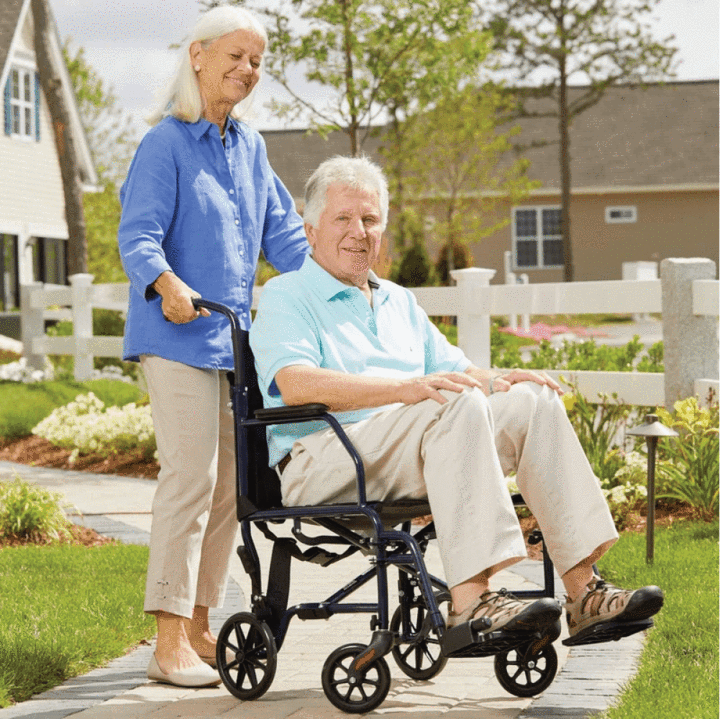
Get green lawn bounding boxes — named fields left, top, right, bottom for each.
left=0, top=542, right=154, bottom=707
left=598, top=520, right=719, bottom=719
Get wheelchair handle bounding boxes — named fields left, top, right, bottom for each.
left=192, top=297, right=244, bottom=381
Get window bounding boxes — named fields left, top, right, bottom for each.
left=0, top=234, right=20, bottom=311
left=512, top=206, right=564, bottom=269
left=605, top=206, right=637, bottom=224
left=32, top=237, right=68, bottom=286
left=3, top=66, right=40, bottom=140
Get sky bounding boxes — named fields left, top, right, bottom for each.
left=49, top=0, right=719, bottom=139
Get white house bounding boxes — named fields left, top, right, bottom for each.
left=1, top=0, right=96, bottom=334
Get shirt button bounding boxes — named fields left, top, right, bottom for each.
left=241, top=280, right=247, bottom=288
left=229, top=189, right=235, bottom=195
left=235, top=219, right=239, bottom=225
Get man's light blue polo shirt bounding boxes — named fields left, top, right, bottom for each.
left=119, top=115, right=308, bottom=369
left=250, top=255, right=470, bottom=467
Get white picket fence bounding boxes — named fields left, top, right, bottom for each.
left=19, top=259, right=719, bottom=407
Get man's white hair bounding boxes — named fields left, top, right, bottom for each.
left=147, top=5, right=267, bottom=126
left=304, top=156, right=389, bottom=231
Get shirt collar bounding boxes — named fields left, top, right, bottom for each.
left=301, top=255, right=388, bottom=304
left=186, top=116, right=241, bottom=141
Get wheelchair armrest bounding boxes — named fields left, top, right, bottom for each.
left=254, top=403, right=329, bottom=421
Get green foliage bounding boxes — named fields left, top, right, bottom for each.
left=0, top=380, right=144, bottom=439
left=85, top=184, right=126, bottom=283
left=493, top=335, right=664, bottom=372
left=63, top=41, right=137, bottom=186
left=390, top=208, right=435, bottom=287
left=0, top=542, right=154, bottom=706
left=435, top=241, right=471, bottom=286
left=599, top=521, right=719, bottom=719
left=0, top=349, right=20, bottom=366
left=655, top=398, right=719, bottom=519
left=0, top=477, right=71, bottom=543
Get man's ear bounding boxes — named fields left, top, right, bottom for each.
left=304, top=223, right=316, bottom=248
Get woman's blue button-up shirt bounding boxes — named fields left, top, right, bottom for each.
left=118, top=115, right=309, bottom=369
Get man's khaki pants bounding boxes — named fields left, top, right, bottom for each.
left=280, top=383, right=618, bottom=589
left=141, top=356, right=238, bottom=618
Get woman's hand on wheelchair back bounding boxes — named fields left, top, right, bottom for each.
left=153, top=271, right=211, bottom=324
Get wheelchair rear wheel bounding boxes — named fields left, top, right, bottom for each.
left=390, top=598, right=448, bottom=680
left=494, top=638, right=558, bottom=697
left=216, top=612, right=277, bottom=701
left=321, top=643, right=391, bottom=713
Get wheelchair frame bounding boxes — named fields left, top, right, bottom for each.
left=195, top=299, right=652, bottom=713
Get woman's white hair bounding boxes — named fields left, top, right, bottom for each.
left=304, top=156, right=389, bottom=231
left=147, top=5, right=267, bottom=126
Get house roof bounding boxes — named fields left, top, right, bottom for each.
left=0, top=0, right=97, bottom=189
left=260, top=80, right=719, bottom=202
left=0, top=0, right=24, bottom=87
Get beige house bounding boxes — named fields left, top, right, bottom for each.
left=0, top=0, right=96, bottom=323
left=261, top=80, right=719, bottom=283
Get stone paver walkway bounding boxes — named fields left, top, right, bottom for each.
left=0, top=461, right=647, bottom=718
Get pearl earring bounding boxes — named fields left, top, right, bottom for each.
left=194, top=65, right=201, bottom=72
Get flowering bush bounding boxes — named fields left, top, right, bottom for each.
left=32, top=392, right=156, bottom=464
left=602, top=451, right=649, bottom=529
left=0, top=475, right=71, bottom=542
left=0, top=358, right=55, bottom=383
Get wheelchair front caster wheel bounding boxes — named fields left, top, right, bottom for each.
left=321, top=643, right=391, bottom=713
left=217, top=612, right=277, bottom=701
left=390, top=600, right=448, bottom=680
left=494, top=639, right=558, bottom=697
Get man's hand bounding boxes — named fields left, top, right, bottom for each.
left=153, top=271, right=211, bottom=324
left=399, top=372, right=483, bottom=405
left=490, top=369, right=563, bottom=395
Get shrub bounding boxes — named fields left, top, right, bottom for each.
left=655, top=397, right=719, bottom=519
left=0, top=476, right=71, bottom=543
left=32, top=392, right=156, bottom=463
left=0, top=380, right=145, bottom=439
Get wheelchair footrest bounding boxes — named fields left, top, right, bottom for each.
left=443, top=620, right=558, bottom=659
left=562, top=618, right=654, bottom=646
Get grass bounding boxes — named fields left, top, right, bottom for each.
left=598, top=520, right=719, bottom=719
left=0, top=379, right=145, bottom=439
left=0, top=542, right=154, bottom=707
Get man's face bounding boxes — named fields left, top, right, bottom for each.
left=305, top=184, right=383, bottom=287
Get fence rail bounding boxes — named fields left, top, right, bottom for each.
left=19, top=259, right=719, bottom=407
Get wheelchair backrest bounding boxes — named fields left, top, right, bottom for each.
left=234, top=328, right=284, bottom=511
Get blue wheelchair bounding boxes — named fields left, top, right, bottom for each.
left=195, top=299, right=654, bottom=714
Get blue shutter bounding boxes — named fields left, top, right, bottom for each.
left=3, top=76, right=11, bottom=136
left=34, top=72, right=40, bottom=141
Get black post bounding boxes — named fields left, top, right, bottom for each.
left=645, top=436, right=658, bottom=564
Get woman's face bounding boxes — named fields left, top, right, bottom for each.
left=192, top=29, right=264, bottom=111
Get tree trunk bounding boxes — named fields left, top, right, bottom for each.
left=340, top=0, right=359, bottom=157
left=558, top=19, right=573, bottom=283
left=32, top=0, right=87, bottom=276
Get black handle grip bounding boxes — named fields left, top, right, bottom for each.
left=191, top=297, right=244, bottom=379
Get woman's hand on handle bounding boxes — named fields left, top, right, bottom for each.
left=153, top=271, right=211, bottom=324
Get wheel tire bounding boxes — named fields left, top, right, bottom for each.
left=321, top=643, right=391, bottom=713
left=494, top=640, right=558, bottom=697
left=216, top=612, right=277, bottom=701
left=390, top=600, right=448, bottom=680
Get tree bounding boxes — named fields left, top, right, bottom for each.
left=402, top=84, right=539, bottom=282
left=31, top=0, right=87, bottom=275
left=482, top=0, right=677, bottom=281
left=63, top=42, right=138, bottom=188
left=63, top=43, right=138, bottom=283
left=203, top=0, right=488, bottom=158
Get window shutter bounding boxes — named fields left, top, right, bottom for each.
left=3, top=76, right=11, bottom=136
left=34, top=72, right=41, bottom=141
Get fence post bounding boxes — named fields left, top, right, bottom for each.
left=20, top=282, right=45, bottom=371
left=661, top=258, right=718, bottom=407
left=451, top=267, right=496, bottom=368
left=70, top=273, right=94, bottom=381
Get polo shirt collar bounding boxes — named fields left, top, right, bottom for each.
left=301, top=255, right=388, bottom=304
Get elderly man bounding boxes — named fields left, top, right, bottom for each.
left=249, top=156, right=663, bottom=641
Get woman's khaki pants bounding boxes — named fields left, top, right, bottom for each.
left=141, top=356, right=238, bottom=618
left=280, top=383, right=618, bottom=589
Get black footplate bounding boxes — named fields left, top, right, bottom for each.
left=443, top=618, right=562, bottom=659
left=562, top=618, right=654, bottom=646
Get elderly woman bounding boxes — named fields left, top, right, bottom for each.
left=118, top=6, right=308, bottom=687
